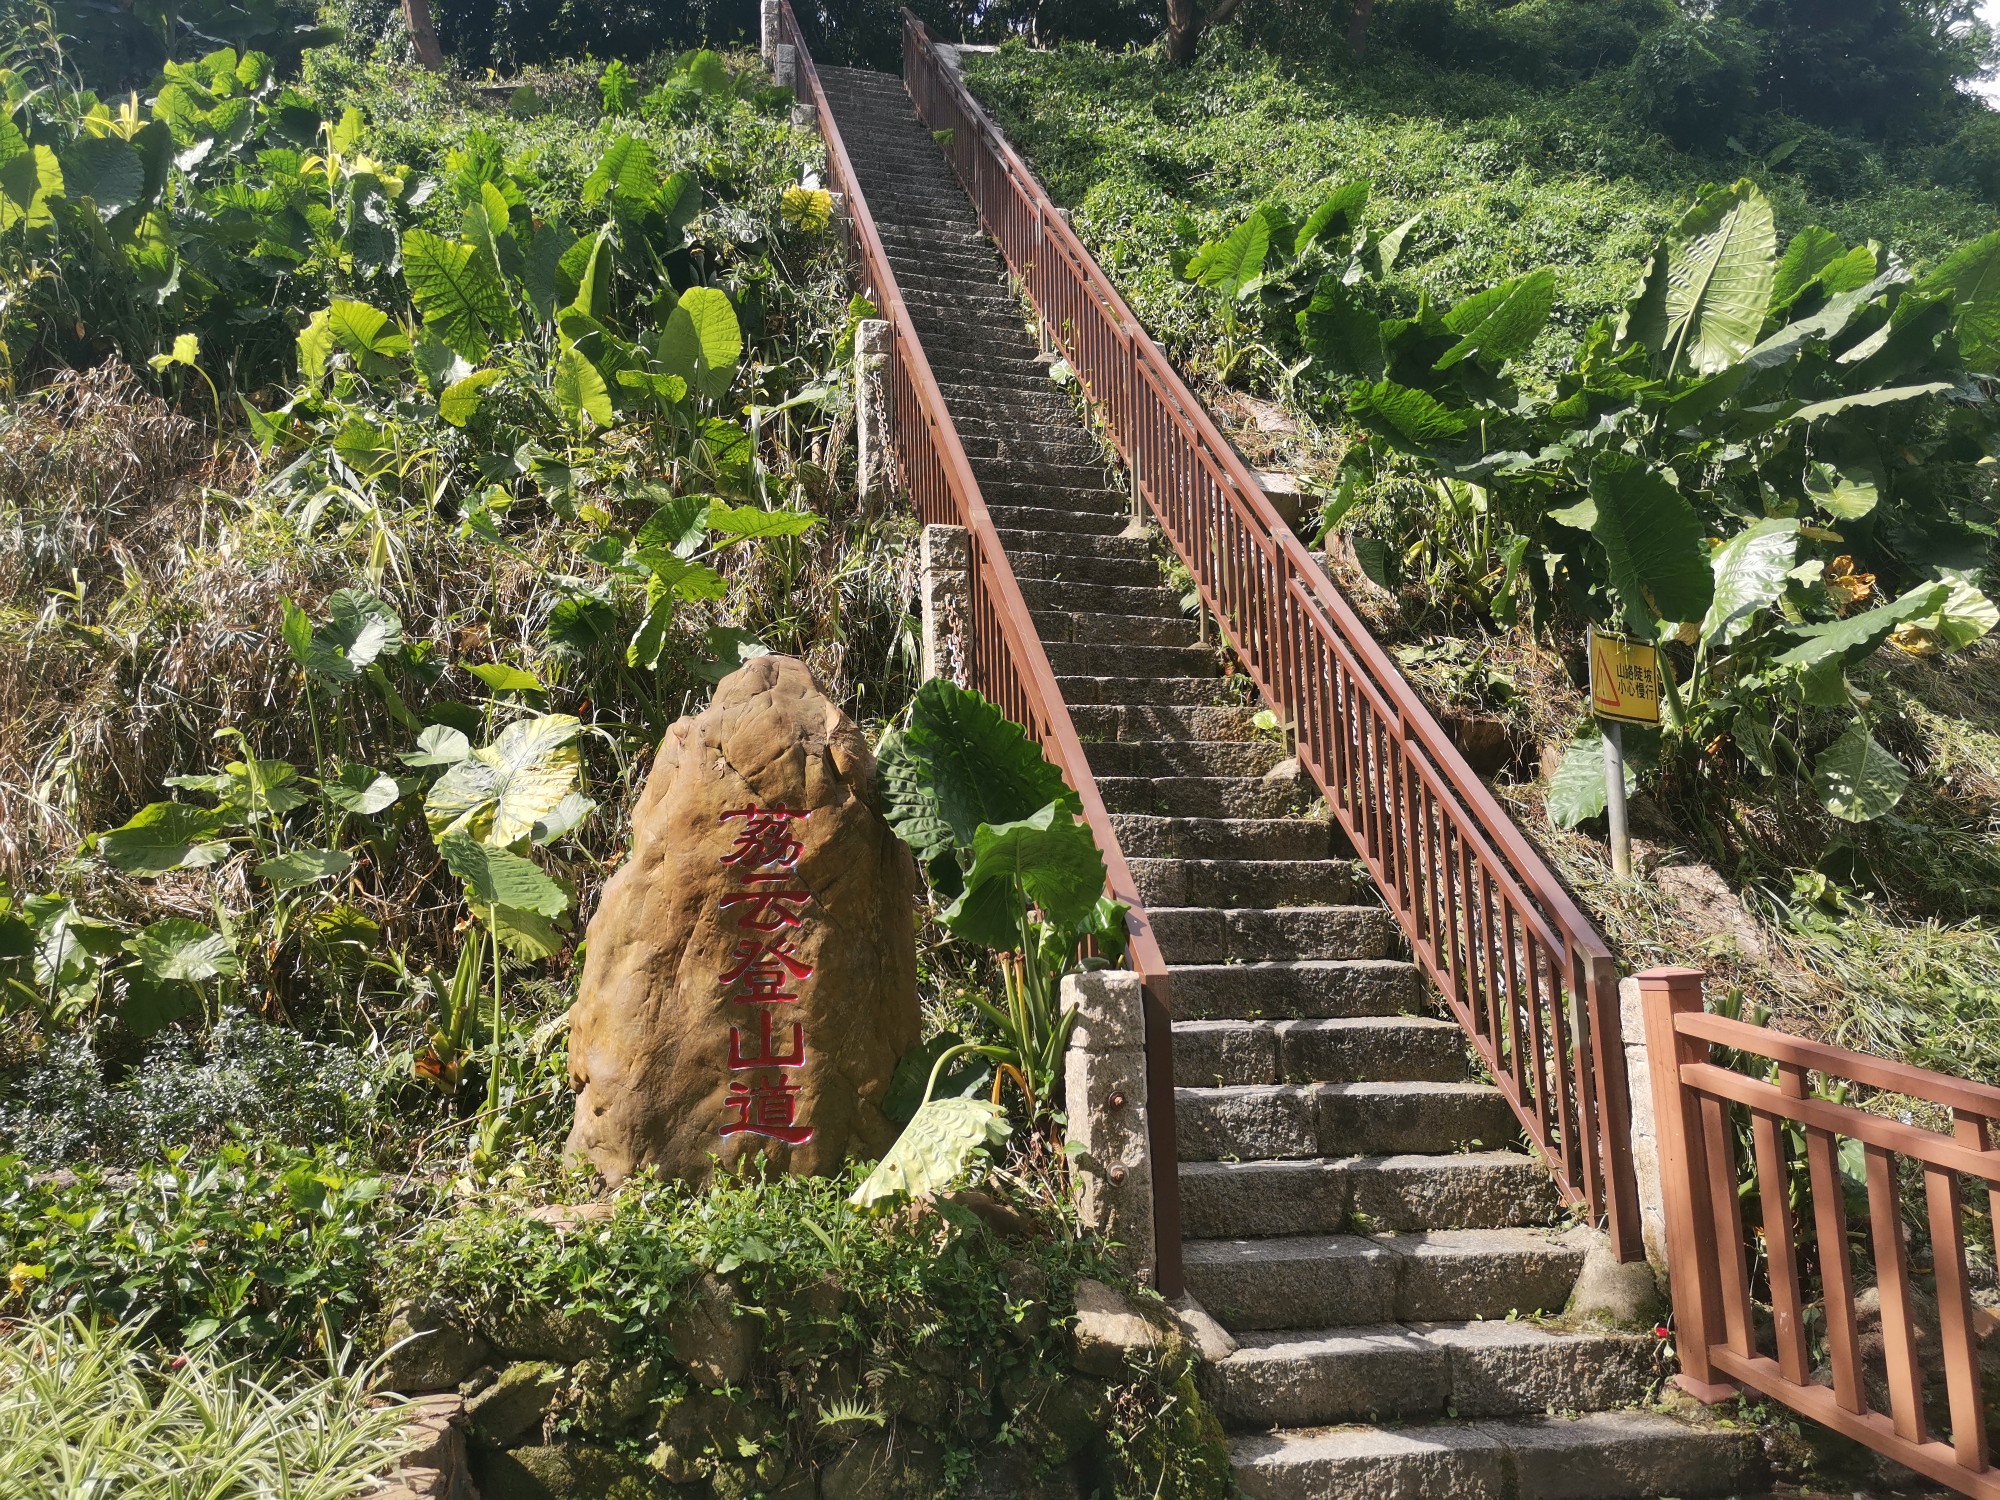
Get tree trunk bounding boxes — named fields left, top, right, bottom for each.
left=402, top=0, right=445, bottom=69
left=1166, top=0, right=1201, bottom=65
left=1349, top=0, right=1375, bottom=56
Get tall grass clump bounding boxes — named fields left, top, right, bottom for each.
left=0, top=1316, right=407, bottom=1499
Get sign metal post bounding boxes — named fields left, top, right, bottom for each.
left=1588, top=627, right=1662, bottom=881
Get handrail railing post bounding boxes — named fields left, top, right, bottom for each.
left=1590, top=952, right=1644, bottom=1259
left=1638, top=966, right=1738, bottom=1402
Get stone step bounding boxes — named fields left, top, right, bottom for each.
left=925, top=350, right=1052, bottom=383
left=1173, top=1016, right=1465, bottom=1088
left=1036, top=610, right=1197, bottom=648
left=893, top=267, right=1011, bottom=297
left=1020, top=578, right=1177, bottom=618
left=1004, top=530, right=1154, bottom=565
left=1043, top=640, right=1219, bottom=679
left=980, top=479, right=1124, bottom=511
left=917, top=334, right=1043, bottom=370
left=1060, top=678, right=1237, bottom=710
left=1087, top=736, right=1282, bottom=780
left=936, top=369, right=1067, bottom=401
left=1130, top=855, right=1362, bottom=908
left=954, top=408, right=1094, bottom=444
left=1205, top=1320, right=1663, bottom=1430
left=959, top=431, right=1102, bottom=465
left=1071, top=702, right=1260, bottom=742
left=1183, top=1229, right=1586, bottom=1332
left=1007, top=548, right=1160, bottom=587
left=947, top=391, right=1081, bottom=426
left=899, top=305, right=1034, bottom=344
left=1229, top=1410, right=1758, bottom=1500
left=987, top=503, right=1127, bottom=537
left=1151, top=905, right=1399, bottom=965
left=1175, top=1081, right=1515, bottom=1163
left=1110, top=813, right=1334, bottom=863
left=1098, top=771, right=1294, bottom=816
left=1179, top=1153, right=1563, bottom=1239
left=976, top=457, right=1117, bottom=490
left=877, top=233, right=992, bottom=263
left=1166, top=958, right=1426, bottom=1021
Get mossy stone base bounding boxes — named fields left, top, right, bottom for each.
left=473, top=1443, right=669, bottom=1500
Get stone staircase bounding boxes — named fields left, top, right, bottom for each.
left=815, top=64, right=1757, bottom=1500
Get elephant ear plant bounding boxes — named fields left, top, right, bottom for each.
left=853, top=680, right=1128, bottom=1210
left=1194, top=176, right=2000, bottom=833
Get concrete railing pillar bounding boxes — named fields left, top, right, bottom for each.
left=1619, top=975, right=1670, bottom=1274
left=918, top=524, right=969, bottom=687
left=854, top=318, right=892, bottom=504
left=1061, top=970, right=1156, bottom=1283
left=760, top=0, right=780, bottom=60
left=774, top=42, right=796, bottom=92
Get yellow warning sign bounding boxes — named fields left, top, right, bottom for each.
left=1589, top=628, right=1661, bottom=727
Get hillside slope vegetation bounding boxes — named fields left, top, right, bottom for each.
left=966, top=33, right=2000, bottom=1082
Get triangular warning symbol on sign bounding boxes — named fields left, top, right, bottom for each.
left=1592, top=641, right=1622, bottom=712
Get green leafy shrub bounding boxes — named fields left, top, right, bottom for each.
left=0, top=1315, right=406, bottom=1499
left=1176, top=174, right=1999, bottom=830
left=387, top=1170, right=1228, bottom=1497
left=0, top=1142, right=410, bottom=1352
left=1623, top=15, right=1763, bottom=150
left=0, top=1011, right=388, bottom=1166
left=877, top=679, right=1128, bottom=1120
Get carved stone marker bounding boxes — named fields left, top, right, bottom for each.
left=566, top=655, right=919, bottom=1185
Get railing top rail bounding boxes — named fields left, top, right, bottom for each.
left=899, top=10, right=1614, bottom=965
left=778, top=3, right=1168, bottom=987
left=1674, top=1008, right=2000, bottom=1120
left=1683, top=1061, right=2000, bottom=1184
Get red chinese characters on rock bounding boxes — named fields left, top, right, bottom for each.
left=718, top=806, right=815, bottom=1146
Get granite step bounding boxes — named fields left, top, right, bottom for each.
left=1018, top=577, right=1178, bottom=616
left=1096, top=771, right=1296, bottom=816
left=1007, top=548, right=1161, bottom=586
left=1129, top=855, right=1364, bottom=908
left=1111, top=814, right=1336, bottom=863
left=1176, top=1081, right=1517, bottom=1163
left=1205, top=1319, right=1663, bottom=1429
left=1070, top=702, right=1261, bottom=742
left=1172, top=1015, right=1465, bottom=1088
left=1179, top=1153, right=1564, bottom=1238
left=1166, top=959, right=1424, bottom=1021
left=1041, top=641, right=1220, bottom=680
left=1036, top=610, right=1197, bottom=648
left=1229, top=1410, right=1758, bottom=1500
left=1059, top=678, right=1239, bottom=710
left=1086, top=737, right=1283, bottom=780
left=1150, top=905, right=1399, bottom=965
left=1183, top=1228, right=1587, bottom=1331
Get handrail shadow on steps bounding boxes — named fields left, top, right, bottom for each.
left=773, top=2, right=1186, bottom=1297
left=896, top=9, right=1645, bottom=1260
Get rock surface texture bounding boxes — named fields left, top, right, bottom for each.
left=566, top=654, right=918, bottom=1185
left=814, top=60, right=1763, bottom=1500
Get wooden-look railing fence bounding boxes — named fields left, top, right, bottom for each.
left=899, top=12, right=1645, bottom=1259
left=773, top=3, right=1186, bottom=1296
left=1641, top=968, right=2000, bottom=1497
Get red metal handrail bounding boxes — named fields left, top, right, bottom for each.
left=774, top=4, right=1185, bottom=1296
left=1642, top=968, right=2000, bottom=1498
left=899, top=12, right=1643, bottom=1258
